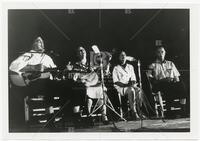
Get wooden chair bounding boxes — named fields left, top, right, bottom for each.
left=145, top=72, right=165, bottom=118
left=24, top=95, right=62, bottom=127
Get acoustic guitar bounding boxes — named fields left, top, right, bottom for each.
left=9, top=64, right=59, bottom=87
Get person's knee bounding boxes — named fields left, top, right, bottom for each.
left=126, top=87, right=135, bottom=96
left=87, top=98, right=93, bottom=107
left=87, top=98, right=93, bottom=103
left=97, top=98, right=104, bottom=106
left=73, top=106, right=80, bottom=113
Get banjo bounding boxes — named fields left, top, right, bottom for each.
left=63, top=69, right=99, bottom=87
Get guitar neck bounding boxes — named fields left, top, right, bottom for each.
left=20, top=64, right=58, bottom=72
left=25, top=68, right=58, bottom=73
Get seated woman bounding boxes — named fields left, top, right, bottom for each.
left=65, top=46, right=108, bottom=126
left=112, top=50, right=140, bottom=120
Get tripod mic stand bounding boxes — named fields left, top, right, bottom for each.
left=136, top=59, right=156, bottom=129
left=88, top=54, right=126, bottom=122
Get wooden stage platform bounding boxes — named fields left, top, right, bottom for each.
left=10, top=117, right=190, bottom=132
left=72, top=118, right=190, bottom=132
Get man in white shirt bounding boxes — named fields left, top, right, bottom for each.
left=9, top=36, right=57, bottom=131
left=9, top=36, right=56, bottom=77
left=112, top=51, right=139, bottom=120
left=147, top=46, right=187, bottom=118
left=9, top=36, right=57, bottom=96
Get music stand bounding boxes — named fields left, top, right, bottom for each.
left=88, top=46, right=126, bottom=121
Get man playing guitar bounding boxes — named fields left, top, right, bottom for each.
left=9, top=36, right=57, bottom=130
left=9, top=36, right=57, bottom=86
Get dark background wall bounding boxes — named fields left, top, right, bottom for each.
left=8, top=9, right=189, bottom=66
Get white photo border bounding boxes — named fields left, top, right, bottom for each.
left=1, top=1, right=200, bottom=140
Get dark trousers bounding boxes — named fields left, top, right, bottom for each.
left=9, top=85, right=28, bottom=132
left=71, top=82, right=86, bottom=107
left=152, top=81, right=187, bottom=100
left=152, top=81, right=188, bottom=117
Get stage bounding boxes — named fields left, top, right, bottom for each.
left=71, top=118, right=190, bottom=132
left=25, top=117, right=190, bottom=132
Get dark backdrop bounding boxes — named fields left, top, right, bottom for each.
left=8, top=9, right=189, bottom=67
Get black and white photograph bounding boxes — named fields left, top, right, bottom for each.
left=7, top=8, right=190, bottom=133
left=1, top=1, right=200, bottom=140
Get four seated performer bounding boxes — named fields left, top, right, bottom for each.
left=147, top=46, right=187, bottom=118
left=112, top=50, right=140, bottom=120
left=9, top=38, right=189, bottom=128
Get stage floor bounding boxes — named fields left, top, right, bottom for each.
left=60, top=117, right=190, bottom=132
left=10, top=117, right=190, bottom=132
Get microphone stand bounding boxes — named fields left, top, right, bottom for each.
left=137, top=60, right=144, bottom=128
left=88, top=53, right=126, bottom=122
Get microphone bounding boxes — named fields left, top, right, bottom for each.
left=126, top=56, right=137, bottom=62
left=92, top=45, right=100, bottom=54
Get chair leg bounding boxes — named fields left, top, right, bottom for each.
left=118, top=93, right=123, bottom=118
left=157, top=92, right=164, bottom=118
left=154, top=92, right=165, bottom=119
left=154, top=103, right=159, bottom=118
left=153, top=94, right=159, bottom=118
left=87, top=98, right=93, bottom=115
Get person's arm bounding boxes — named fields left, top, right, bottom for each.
left=41, top=55, right=57, bottom=80
left=147, top=64, right=161, bottom=85
left=158, top=62, right=180, bottom=83
left=114, top=81, right=130, bottom=87
left=173, top=76, right=180, bottom=82
left=9, top=53, right=31, bottom=74
left=171, top=62, right=180, bottom=82
left=129, top=65, right=137, bottom=87
left=42, top=55, right=57, bottom=68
